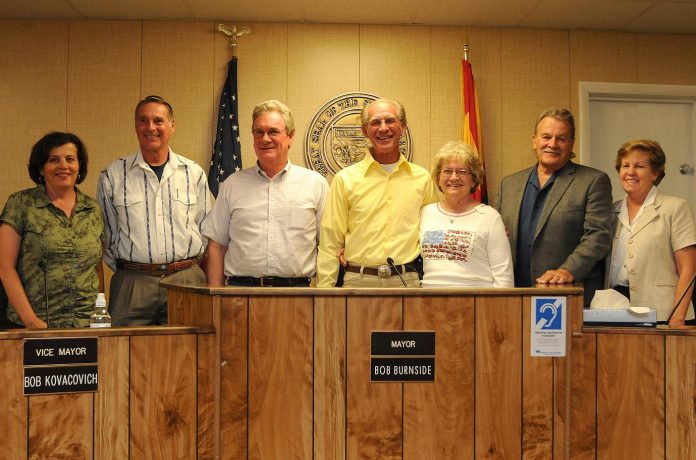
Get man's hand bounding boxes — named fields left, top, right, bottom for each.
left=536, top=268, right=575, bottom=284
left=337, top=248, right=348, bottom=267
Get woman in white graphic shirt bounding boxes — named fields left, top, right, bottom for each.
left=420, top=141, right=513, bottom=287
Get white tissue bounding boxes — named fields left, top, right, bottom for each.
left=590, top=289, right=651, bottom=314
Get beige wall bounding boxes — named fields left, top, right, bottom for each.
left=2, top=19, right=696, bottom=210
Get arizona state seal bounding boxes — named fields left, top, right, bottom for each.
left=304, top=92, right=413, bottom=177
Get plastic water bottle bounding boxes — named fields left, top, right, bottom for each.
left=89, top=293, right=111, bottom=328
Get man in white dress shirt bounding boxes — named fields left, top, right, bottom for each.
left=98, top=95, right=213, bottom=325
left=203, top=100, right=329, bottom=287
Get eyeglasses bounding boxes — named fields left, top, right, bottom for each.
left=252, top=128, right=286, bottom=138
left=367, top=117, right=400, bottom=128
left=441, top=168, right=471, bottom=177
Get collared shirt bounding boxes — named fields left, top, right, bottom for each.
left=317, top=152, right=439, bottom=287
left=202, top=161, right=328, bottom=278
left=97, top=149, right=213, bottom=270
left=1, top=185, right=104, bottom=327
left=608, top=185, right=658, bottom=287
left=515, top=165, right=558, bottom=286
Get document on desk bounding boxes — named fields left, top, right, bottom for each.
left=530, top=296, right=566, bottom=357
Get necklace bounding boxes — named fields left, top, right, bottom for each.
left=438, top=202, right=473, bottom=224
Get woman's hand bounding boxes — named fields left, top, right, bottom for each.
left=24, top=316, right=48, bottom=329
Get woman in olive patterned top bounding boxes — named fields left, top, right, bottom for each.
left=0, top=132, right=104, bottom=328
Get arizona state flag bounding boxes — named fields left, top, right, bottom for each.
left=462, top=58, right=487, bottom=204
left=208, top=57, right=243, bottom=197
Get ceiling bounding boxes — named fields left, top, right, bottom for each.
left=1, top=0, right=696, bottom=34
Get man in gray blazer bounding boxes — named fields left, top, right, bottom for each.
left=494, top=108, right=613, bottom=306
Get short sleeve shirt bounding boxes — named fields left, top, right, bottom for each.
left=1, top=185, right=104, bottom=327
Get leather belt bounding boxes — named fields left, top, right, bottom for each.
left=226, top=276, right=311, bottom=287
left=344, top=259, right=418, bottom=278
left=116, top=257, right=199, bottom=275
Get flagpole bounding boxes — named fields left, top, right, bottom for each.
left=209, top=24, right=250, bottom=197
left=463, top=26, right=470, bottom=61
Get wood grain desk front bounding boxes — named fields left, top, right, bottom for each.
left=167, top=283, right=584, bottom=459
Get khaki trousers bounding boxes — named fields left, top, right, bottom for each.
left=342, top=270, right=420, bottom=288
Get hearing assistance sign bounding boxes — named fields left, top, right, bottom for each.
left=530, top=296, right=566, bottom=357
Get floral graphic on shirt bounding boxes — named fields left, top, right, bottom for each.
left=422, top=229, right=477, bottom=261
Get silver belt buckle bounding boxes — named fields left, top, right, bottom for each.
left=377, top=264, right=392, bottom=279
left=159, top=264, right=168, bottom=271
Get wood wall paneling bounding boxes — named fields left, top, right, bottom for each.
left=95, top=335, right=130, bottom=459
left=346, top=295, right=403, bottom=459
left=169, top=290, right=214, bottom=327
left=314, top=295, right=347, bottom=460
left=403, top=295, right=475, bottom=459
left=428, top=27, right=463, bottom=172
left=0, top=339, right=27, bottom=458
left=197, top=332, right=216, bottom=460
left=141, top=20, right=216, bottom=170
left=568, top=335, right=597, bottom=459
left=521, top=295, right=554, bottom=459
left=130, top=333, right=198, bottom=459
left=29, top=393, right=93, bottom=458
left=66, top=19, right=142, bottom=199
left=665, top=335, right=696, bottom=459
left=0, top=20, right=69, bottom=206
left=3, top=20, right=696, bottom=211
left=475, top=294, right=522, bottom=458
left=288, top=23, right=360, bottom=173
left=248, top=295, right=313, bottom=459
left=596, top=333, right=665, bottom=459
left=557, top=288, right=585, bottom=458
left=637, top=34, right=696, bottom=85
left=235, top=23, right=290, bottom=169
left=464, top=27, right=503, bottom=203
left=500, top=29, right=570, bottom=177
left=219, top=296, right=248, bottom=460
left=359, top=25, right=432, bottom=170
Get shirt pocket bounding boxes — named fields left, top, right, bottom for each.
left=172, top=188, right=198, bottom=214
left=285, top=200, right=317, bottom=234
left=112, top=191, right=145, bottom=230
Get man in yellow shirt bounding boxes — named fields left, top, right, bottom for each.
left=317, top=99, right=438, bottom=287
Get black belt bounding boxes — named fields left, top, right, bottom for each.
left=344, top=259, right=418, bottom=278
left=226, top=276, right=310, bottom=287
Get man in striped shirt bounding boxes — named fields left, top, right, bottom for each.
left=97, top=95, right=213, bottom=325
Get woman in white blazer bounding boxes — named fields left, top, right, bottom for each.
left=606, top=139, right=696, bottom=325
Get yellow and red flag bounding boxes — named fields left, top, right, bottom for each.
left=461, top=58, right=487, bottom=204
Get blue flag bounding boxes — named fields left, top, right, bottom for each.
left=208, top=57, right=242, bottom=197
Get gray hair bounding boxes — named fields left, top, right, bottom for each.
left=431, top=141, right=484, bottom=194
left=533, top=107, right=576, bottom=158
left=252, top=100, right=295, bottom=135
left=360, top=98, right=407, bottom=127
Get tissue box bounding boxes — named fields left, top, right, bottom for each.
left=583, top=308, right=657, bottom=327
